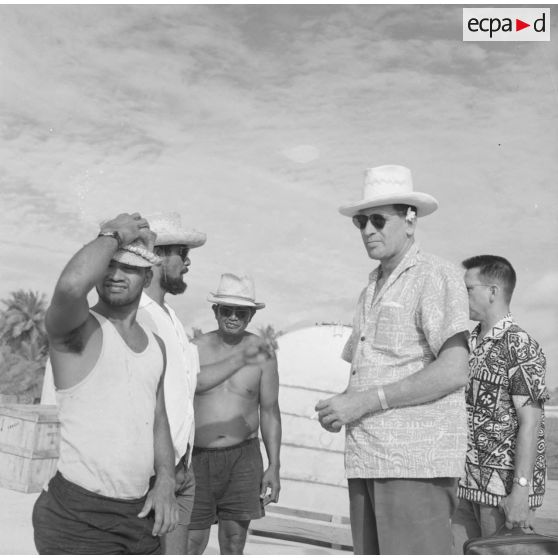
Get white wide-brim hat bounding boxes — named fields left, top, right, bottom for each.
left=208, top=273, right=265, bottom=309
left=339, top=164, right=439, bottom=218
left=146, top=212, right=207, bottom=248
left=112, top=233, right=162, bottom=268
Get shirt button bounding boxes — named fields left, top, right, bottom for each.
left=352, top=370, right=356, bottom=375
left=360, top=336, right=365, bottom=341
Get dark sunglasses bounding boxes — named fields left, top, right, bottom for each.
left=168, top=246, right=190, bottom=262
left=352, top=214, right=387, bottom=231
left=218, top=306, right=251, bottom=320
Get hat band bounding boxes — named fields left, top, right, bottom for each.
left=212, top=293, right=256, bottom=303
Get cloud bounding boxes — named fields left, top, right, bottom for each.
left=0, top=5, right=556, bottom=383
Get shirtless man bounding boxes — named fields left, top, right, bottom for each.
left=32, top=213, right=178, bottom=554
left=186, top=273, right=281, bottom=555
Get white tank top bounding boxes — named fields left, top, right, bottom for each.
left=56, top=310, right=164, bottom=499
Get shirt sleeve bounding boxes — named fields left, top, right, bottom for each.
left=507, top=330, right=549, bottom=403
left=341, top=288, right=366, bottom=363
left=419, top=263, right=470, bottom=357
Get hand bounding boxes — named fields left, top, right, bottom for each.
left=260, top=466, right=280, bottom=506
left=100, top=212, right=150, bottom=247
left=137, top=476, right=178, bottom=536
left=242, top=338, right=273, bottom=365
left=499, top=489, right=532, bottom=530
left=315, top=392, right=366, bottom=432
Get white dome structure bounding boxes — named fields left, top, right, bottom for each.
left=270, top=323, right=352, bottom=516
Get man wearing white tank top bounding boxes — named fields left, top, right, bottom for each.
left=32, top=212, right=178, bottom=555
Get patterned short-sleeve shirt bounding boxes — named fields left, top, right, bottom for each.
left=457, top=314, right=548, bottom=508
left=342, top=243, right=470, bottom=478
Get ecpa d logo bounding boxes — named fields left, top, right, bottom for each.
left=463, top=8, right=550, bottom=41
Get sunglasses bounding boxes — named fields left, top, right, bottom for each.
left=168, top=246, right=190, bottom=262
left=352, top=214, right=388, bottom=230
left=218, top=306, right=251, bottom=320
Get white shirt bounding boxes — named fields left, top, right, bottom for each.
left=41, top=292, right=199, bottom=466
left=137, top=292, right=199, bottom=465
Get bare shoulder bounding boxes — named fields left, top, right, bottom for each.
left=195, top=330, right=220, bottom=354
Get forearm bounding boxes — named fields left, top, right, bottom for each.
left=260, top=404, right=281, bottom=469
left=55, top=237, right=119, bottom=297
left=153, top=406, right=176, bottom=482
left=196, top=351, right=246, bottom=393
left=512, top=408, right=542, bottom=487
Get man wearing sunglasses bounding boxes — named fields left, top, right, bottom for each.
left=315, top=165, right=470, bottom=554
left=187, top=273, right=281, bottom=555
left=138, top=212, right=207, bottom=554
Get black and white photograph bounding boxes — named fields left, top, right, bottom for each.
left=0, top=3, right=556, bottom=555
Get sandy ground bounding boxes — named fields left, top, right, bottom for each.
left=1, top=481, right=556, bottom=555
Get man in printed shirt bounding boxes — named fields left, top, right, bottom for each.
left=452, top=255, right=548, bottom=553
left=316, top=165, right=470, bottom=554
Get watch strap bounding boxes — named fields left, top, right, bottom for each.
left=97, top=230, right=123, bottom=249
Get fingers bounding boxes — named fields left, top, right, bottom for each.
left=137, top=495, right=152, bottom=519
left=315, top=399, right=327, bottom=411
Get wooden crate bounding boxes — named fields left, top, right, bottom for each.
left=0, top=404, right=60, bottom=493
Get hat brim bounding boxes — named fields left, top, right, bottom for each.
left=154, top=231, right=207, bottom=249
left=112, top=252, right=158, bottom=268
left=207, top=294, right=265, bottom=309
left=339, top=192, right=438, bottom=218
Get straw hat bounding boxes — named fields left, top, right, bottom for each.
left=208, top=273, right=265, bottom=309
left=146, top=212, right=206, bottom=248
left=338, top=164, right=438, bottom=218
left=112, top=231, right=161, bottom=268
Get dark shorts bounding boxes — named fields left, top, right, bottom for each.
left=32, top=471, right=161, bottom=555
left=189, top=438, right=265, bottom=530
left=175, top=456, right=196, bottom=526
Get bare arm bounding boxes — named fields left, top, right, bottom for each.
left=499, top=398, right=542, bottom=529
left=195, top=337, right=273, bottom=393
left=259, top=355, right=281, bottom=505
left=138, top=338, right=178, bottom=536
left=46, top=213, right=150, bottom=343
left=317, top=332, right=469, bottom=431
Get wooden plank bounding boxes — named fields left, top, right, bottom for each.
left=249, top=507, right=353, bottom=550
left=279, top=414, right=345, bottom=452
left=277, top=445, right=346, bottom=486
left=0, top=451, right=57, bottom=493
left=266, top=504, right=351, bottom=525
left=276, top=477, right=350, bottom=518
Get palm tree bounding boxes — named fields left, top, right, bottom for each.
left=0, top=289, right=48, bottom=356
left=0, top=290, right=49, bottom=402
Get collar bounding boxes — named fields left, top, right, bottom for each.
left=470, top=313, right=514, bottom=345
left=368, top=242, right=421, bottom=284
left=139, top=291, right=154, bottom=309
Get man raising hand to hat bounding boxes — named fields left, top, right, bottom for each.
left=316, top=165, right=470, bottom=555
left=187, top=273, right=281, bottom=556
left=32, top=212, right=178, bottom=555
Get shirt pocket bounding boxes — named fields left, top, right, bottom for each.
left=373, top=303, right=409, bottom=354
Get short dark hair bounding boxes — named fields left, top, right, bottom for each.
left=462, top=255, right=517, bottom=303
left=393, top=204, right=417, bottom=217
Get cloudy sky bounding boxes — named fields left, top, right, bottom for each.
left=1, top=4, right=556, bottom=387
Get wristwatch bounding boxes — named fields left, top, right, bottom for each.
left=97, top=230, right=123, bottom=249
left=513, top=476, right=530, bottom=487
